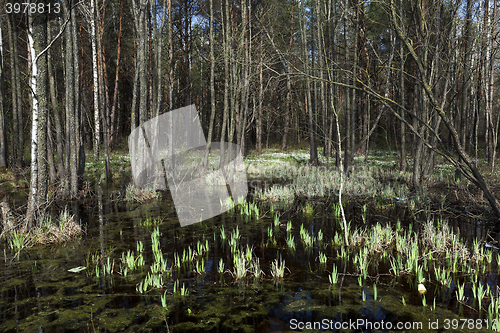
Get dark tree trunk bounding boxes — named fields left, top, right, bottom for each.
left=7, top=16, right=23, bottom=166
left=0, top=22, right=5, bottom=168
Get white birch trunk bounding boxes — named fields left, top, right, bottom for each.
left=91, top=0, right=100, bottom=158
left=26, top=11, right=39, bottom=229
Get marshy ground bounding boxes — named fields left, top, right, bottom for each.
left=0, top=148, right=499, bottom=332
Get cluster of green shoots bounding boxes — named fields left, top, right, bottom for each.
left=353, top=247, right=369, bottom=279
left=329, top=265, right=339, bottom=284
left=220, top=197, right=236, bottom=213
left=151, top=227, right=167, bottom=274
left=239, top=199, right=260, bottom=221
left=265, top=213, right=282, bottom=245
left=222, top=226, right=264, bottom=280
left=141, top=216, right=162, bottom=227
left=173, top=239, right=208, bottom=271
left=302, top=203, right=315, bottom=218
left=332, top=216, right=500, bottom=321
left=83, top=247, right=120, bottom=279
left=229, top=246, right=264, bottom=280
left=137, top=272, right=163, bottom=293
left=173, top=279, right=188, bottom=296
left=8, top=230, right=24, bottom=255
left=454, top=262, right=500, bottom=320
left=299, top=224, right=314, bottom=248
left=136, top=227, right=172, bottom=294
left=270, top=255, right=286, bottom=280
left=119, top=240, right=145, bottom=277
left=218, top=221, right=287, bottom=281
left=285, top=221, right=295, bottom=250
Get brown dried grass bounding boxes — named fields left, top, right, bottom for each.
left=13, top=209, right=84, bottom=248
left=31, top=217, right=83, bottom=245
left=125, top=183, right=158, bottom=203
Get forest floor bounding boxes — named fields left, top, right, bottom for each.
left=74, top=145, right=500, bottom=222
left=0, top=146, right=496, bottom=223
left=243, top=147, right=498, bottom=222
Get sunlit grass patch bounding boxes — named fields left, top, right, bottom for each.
left=31, top=208, right=83, bottom=245
left=125, top=183, right=158, bottom=203
left=270, top=255, right=286, bottom=280
left=255, top=185, right=294, bottom=203
left=6, top=208, right=84, bottom=254
left=249, top=157, right=413, bottom=204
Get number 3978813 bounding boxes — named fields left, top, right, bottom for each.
left=5, top=2, right=60, bottom=14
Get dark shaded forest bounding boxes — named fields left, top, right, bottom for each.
left=0, top=0, right=500, bottom=226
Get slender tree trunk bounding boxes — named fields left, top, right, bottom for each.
left=7, top=17, right=23, bottom=166
left=204, top=0, right=216, bottom=169
left=166, top=0, right=174, bottom=170
left=73, top=2, right=82, bottom=193
left=483, top=0, right=494, bottom=166
left=282, top=0, right=294, bottom=151
left=485, top=0, right=497, bottom=170
left=47, top=23, right=58, bottom=181
left=26, top=10, right=48, bottom=230
left=330, top=0, right=339, bottom=166
left=110, top=0, right=124, bottom=146
left=183, top=0, right=191, bottom=106
left=97, top=0, right=110, bottom=181
left=167, top=0, right=173, bottom=111
left=148, top=5, right=154, bottom=120
left=90, top=0, right=100, bottom=158
left=140, top=0, right=148, bottom=123
left=37, top=10, right=48, bottom=203
left=351, top=1, right=359, bottom=162
left=132, top=0, right=148, bottom=125
left=131, top=55, right=139, bottom=131
left=228, top=3, right=236, bottom=153
left=325, top=26, right=349, bottom=243
left=257, top=20, right=263, bottom=155
left=239, top=0, right=250, bottom=155
left=26, top=12, right=39, bottom=230
left=301, top=0, right=317, bottom=165
left=399, top=0, right=406, bottom=172
left=343, top=0, right=351, bottom=175
left=47, top=115, right=56, bottom=183
left=0, top=20, right=5, bottom=168
left=154, top=0, right=167, bottom=117
left=63, top=1, right=73, bottom=193
left=316, top=0, right=327, bottom=159
left=220, top=0, right=230, bottom=163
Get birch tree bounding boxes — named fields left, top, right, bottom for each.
left=90, top=0, right=100, bottom=158
left=26, top=9, right=48, bottom=230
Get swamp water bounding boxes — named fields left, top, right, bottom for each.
left=0, top=184, right=498, bottom=332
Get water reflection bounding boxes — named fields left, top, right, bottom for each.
left=0, top=184, right=496, bottom=332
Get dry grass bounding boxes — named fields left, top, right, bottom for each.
left=125, top=183, right=158, bottom=203
left=421, top=219, right=470, bottom=259
left=4, top=208, right=83, bottom=251
left=31, top=211, right=83, bottom=245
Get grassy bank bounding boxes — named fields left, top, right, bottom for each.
left=245, top=148, right=491, bottom=217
